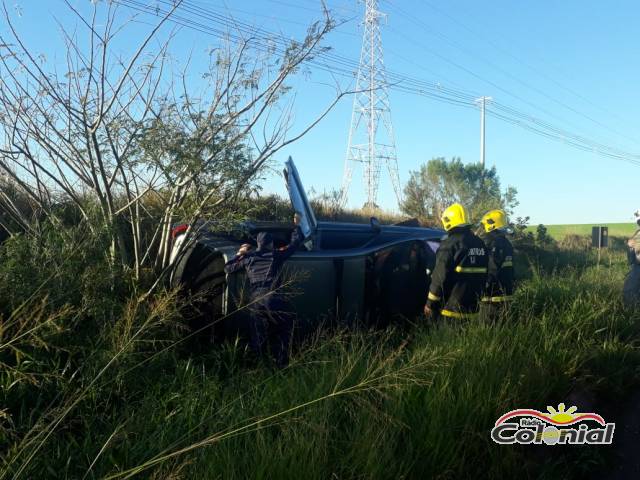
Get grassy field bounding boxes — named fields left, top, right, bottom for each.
left=527, top=223, right=636, bottom=240
left=2, top=233, right=640, bottom=479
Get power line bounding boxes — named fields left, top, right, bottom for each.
left=112, top=0, right=640, bottom=168
left=190, top=0, right=360, bottom=38
left=117, top=0, right=478, bottom=104
left=263, top=0, right=352, bottom=15
left=122, top=0, right=640, bottom=164
left=476, top=96, right=492, bottom=168
left=381, top=0, right=640, bottom=150
left=418, top=0, right=636, bottom=131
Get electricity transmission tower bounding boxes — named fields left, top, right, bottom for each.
left=340, top=0, right=402, bottom=209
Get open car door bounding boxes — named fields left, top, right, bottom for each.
left=283, top=157, right=317, bottom=244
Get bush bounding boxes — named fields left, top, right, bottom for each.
left=559, top=234, right=591, bottom=251
left=243, top=193, right=412, bottom=225
left=535, top=223, right=555, bottom=246
left=0, top=225, right=131, bottom=318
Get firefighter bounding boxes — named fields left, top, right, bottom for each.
left=479, top=209, right=515, bottom=320
left=424, top=203, right=488, bottom=322
left=224, top=214, right=302, bottom=367
left=623, top=210, right=640, bottom=308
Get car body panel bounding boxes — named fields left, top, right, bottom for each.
left=171, top=158, right=445, bottom=340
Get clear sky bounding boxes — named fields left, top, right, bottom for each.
left=7, top=0, right=640, bottom=224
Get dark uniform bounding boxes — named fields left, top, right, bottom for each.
left=480, top=229, right=514, bottom=319
left=426, top=225, right=488, bottom=321
left=623, top=228, right=640, bottom=308
left=224, top=227, right=302, bottom=366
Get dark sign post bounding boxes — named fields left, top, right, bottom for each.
left=592, top=226, right=608, bottom=268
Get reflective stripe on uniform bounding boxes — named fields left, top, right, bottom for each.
left=502, top=261, right=513, bottom=267
left=454, top=265, right=487, bottom=273
left=428, top=291, right=441, bottom=301
left=440, top=309, right=478, bottom=319
left=481, top=295, right=513, bottom=303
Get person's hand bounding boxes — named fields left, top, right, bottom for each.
left=423, top=304, right=432, bottom=317
left=237, top=243, right=252, bottom=256
left=293, top=212, right=301, bottom=226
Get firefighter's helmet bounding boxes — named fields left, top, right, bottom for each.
left=481, top=209, right=508, bottom=233
left=441, top=203, right=469, bottom=231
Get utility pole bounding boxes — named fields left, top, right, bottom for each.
left=340, top=0, right=401, bottom=209
left=476, top=96, right=492, bottom=168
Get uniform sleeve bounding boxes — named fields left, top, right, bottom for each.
left=224, top=255, right=249, bottom=274
left=486, top=247, right=498, bottom=281
left=492, top=241, right=507, bottom=268
left=426, top=240, right=454, bottom=308
left=275, top=226, right=303, bottom=261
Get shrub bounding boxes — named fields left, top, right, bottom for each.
left=559, top=234, right=591, bottom=251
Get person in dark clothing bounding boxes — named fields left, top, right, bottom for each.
left=224, top=214, right=302, bottom=366
left=424, top=203, right=488, bottom=322
left=623, top=211, right=640, bottom=308
left=479, top=209, right=515, bottom=320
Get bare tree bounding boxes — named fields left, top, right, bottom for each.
left=0, top=0, right=348, bottom=282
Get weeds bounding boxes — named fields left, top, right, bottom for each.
left=1, top=228, right=639, bottom=479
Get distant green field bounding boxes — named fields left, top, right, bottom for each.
left=526, top=223, right=636, bottom=240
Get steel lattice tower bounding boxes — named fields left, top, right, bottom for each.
left=340, top=0, right=402, bottom=209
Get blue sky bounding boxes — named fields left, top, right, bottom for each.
left=9, top=0, right=640, bottom=224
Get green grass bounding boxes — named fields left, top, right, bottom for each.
left=2, top=241, right=640, bottom=479
left=527, top=223, right=636, bottom=240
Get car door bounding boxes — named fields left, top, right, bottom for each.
left=283, top=157, right=317, bottom=242
left=364, top=240, right=430, bottom=326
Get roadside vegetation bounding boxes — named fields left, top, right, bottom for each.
left=526, top=223, right=636, bottom=241
left=2, top=2, right=639, bottom=479
left=2, top=226, right=639, bottom=479
left=401, top=157, right=518, bottom=225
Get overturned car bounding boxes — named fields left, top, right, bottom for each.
left=170, top=158, right=444, bottom=341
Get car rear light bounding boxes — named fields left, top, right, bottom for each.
left=171, top=224, right=188, bottom=239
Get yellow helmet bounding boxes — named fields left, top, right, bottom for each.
left=440, top=203, right=469, bottom=231
left=481, top=209, right=508, bottom=233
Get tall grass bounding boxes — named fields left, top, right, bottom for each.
left=1, top=230, right=639, bottom=479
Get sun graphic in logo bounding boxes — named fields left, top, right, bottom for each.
left=543, top=403, right=578, bottom=425
left=494, top=402, right=607, bottom=427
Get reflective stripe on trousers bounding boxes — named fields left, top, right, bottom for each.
left=481, top=295, right=513, bottom=303
left=440, top=309, right=479, bottom=319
